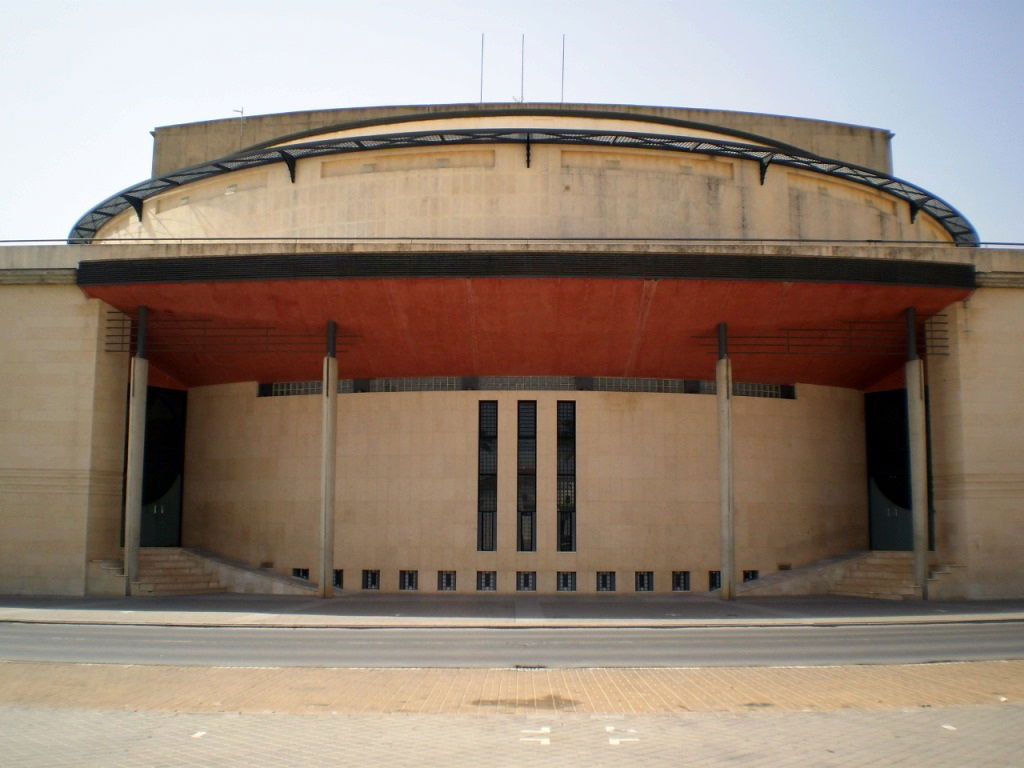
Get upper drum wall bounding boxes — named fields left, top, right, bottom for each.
left=98, top=138, right=951, bottom=243
left=151, top=103, right=895, bottom=177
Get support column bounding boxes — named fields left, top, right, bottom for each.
left=905, top=308, right=929, bottom=599
left=318, top=321, right=338, bottom=598
left=717, top=322, right=735, bottom=600
left=123, top=306, right=149, bottom=596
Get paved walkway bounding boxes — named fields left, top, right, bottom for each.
left=4, top=704, right=1023, bottom=767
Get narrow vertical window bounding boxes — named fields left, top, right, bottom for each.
left=517, top=401, right=537, bottom=552
left=557, top=401, right=576, bottom=552
left=478, top=401, right=498, bottom=551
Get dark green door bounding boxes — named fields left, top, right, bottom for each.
left=865, top=389, right=913, bottom=551
left=140, top=387, right=187, bottom=547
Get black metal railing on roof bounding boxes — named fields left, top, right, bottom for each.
left=68, top=128, right=979, bottom=246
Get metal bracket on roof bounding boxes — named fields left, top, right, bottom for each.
left=525, top=132, right=532, bottom=168
left=758, top=154, right=774, bottom=185
left=278, top=151, right=297, bottom=183
left=908, top=199, right=924, bottom=224
left=122, top=195, right=144, bottom=221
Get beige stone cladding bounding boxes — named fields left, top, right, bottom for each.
left=182, top=384, right=866, bottom=593
left=929, top=286, right=1024, bottom=598
left=97, top=141, right=948, bottom=244
left=0, top=285, right=127, bottom=595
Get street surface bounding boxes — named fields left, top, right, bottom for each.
left=2, top=621, right=1023, bottom=667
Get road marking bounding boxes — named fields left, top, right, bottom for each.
left=520, top=726, right=551, bottom=745
left=606, top=725, right=639, bottom=745
left=191, top=731, right=206, bottom=739
left=942, top=724, right=957, bottom=731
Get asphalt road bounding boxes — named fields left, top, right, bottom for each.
left=1, top=621, right=1022, bottom=667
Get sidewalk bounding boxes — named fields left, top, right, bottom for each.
left=2, top=592, right=1024, bottom=628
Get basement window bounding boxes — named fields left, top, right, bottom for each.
left=437, top=570, right=457, bottom=591
left=709, top=571, right=721, bottom=591
left=516, top=571, right=537, bottom=592
left=672, top=571, right=691, bottom=592
left=476, top=571, right=496, bottom=591
left=743, top=570, right=760, bottom=583
left=333, top=569, right=343, bottom=589
left=292, top=568, right=309, bottom=580
left=556, top=571, right=576, bottom=592
left=362, top=569, right=380, bottom=590
left=635, top=571, right=654, bottom=592
left=596, top=571, right=616, bottom=592
left=399, top=570, right=419, bottom=590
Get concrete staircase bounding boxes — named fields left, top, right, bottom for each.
left=133, top=548, right=227, bottom=596
left=828, top=551, right=919, bottom=600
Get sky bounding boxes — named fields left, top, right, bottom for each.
left=1, top=0, right=1021, bottom=243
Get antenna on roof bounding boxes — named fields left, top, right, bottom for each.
left=233, top=108, right=245, bottom=149
left=520, top=33, right=525, bottom=103
left=560, top=34, right=566, bottom=104
left=479, top=34, right=485, bottom=103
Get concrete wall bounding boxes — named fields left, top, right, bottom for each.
left=99, top=143, right=948, bottom=243
left=0, top=285, right=127, bottom=595
left=183, top=384, right=866, bottom=594
left=929, top=286, right=1024, bottom=598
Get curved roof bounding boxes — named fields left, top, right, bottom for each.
left=70, top=123, right=978, bottom=246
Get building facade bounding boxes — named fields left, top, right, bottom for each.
left=1, top=103, right=1021, bottom=598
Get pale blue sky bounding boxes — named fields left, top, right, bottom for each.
left=1, top=0, right=1020, bottom=242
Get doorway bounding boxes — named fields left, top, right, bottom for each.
left=139, top=387, right=187, bottom=547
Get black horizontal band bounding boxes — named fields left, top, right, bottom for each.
left=77, top=251, right=975, bottom=289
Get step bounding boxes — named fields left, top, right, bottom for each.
left=134, top=581, right=226, bottom=593
left=133, top=584, right=226, bottom=596
left=138, top=565, right=207, bottom=575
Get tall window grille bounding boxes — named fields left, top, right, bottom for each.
left=556, top=401, right=576, bottom=552
left=478, top=401, right=498, bottom=551
left=517, top=401, right=537, bottom=552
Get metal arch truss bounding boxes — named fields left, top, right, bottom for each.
left=69, top=128, right=979, bottom=246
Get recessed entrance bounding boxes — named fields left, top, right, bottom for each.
left=140, top=387, right=186, bottom=547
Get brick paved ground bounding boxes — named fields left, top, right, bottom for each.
left=2, top=659, right=1021, bottom=714
left=2, top=660, right=1023, bottom=765
left=2, top=704, right=1022, bottom=767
